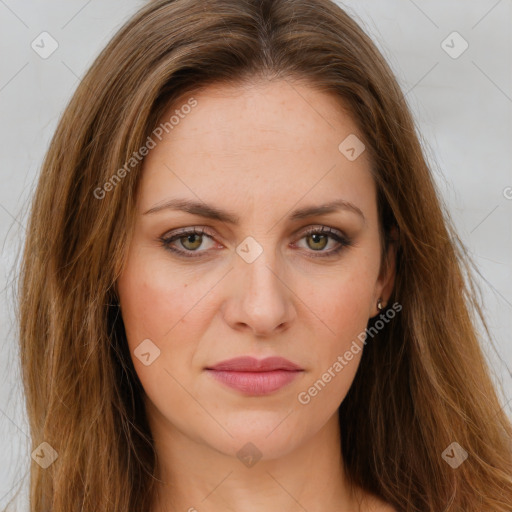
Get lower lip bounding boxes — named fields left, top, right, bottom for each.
left=205, top=369, right=303, bottom=395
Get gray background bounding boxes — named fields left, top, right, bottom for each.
left=1, top=0, right=511, bottom=509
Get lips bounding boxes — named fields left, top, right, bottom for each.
left=206, top=356, right=303, bottom=372
left=204, top=356, right=304, bottom=395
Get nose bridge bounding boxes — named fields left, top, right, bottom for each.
left=243, top=240, right=279, bottom=288
left=227, top=233, right=294, bottom=335
left=238, top=233, right=284, bottom=299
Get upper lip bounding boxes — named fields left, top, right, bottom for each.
left=205, top=356, right=303, bottom=372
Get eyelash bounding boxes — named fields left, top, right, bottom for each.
left=158, top=226, right=353, bottom=259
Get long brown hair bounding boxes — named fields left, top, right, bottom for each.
left=9, top=0, right=511, bottom=510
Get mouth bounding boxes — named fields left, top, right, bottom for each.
left=204, top=356, right=304, bottom=396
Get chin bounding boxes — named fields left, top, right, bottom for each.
left=197, top=412, right=311, bottom=462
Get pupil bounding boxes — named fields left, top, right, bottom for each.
left=182, top=234, right=201, bottom=250
left=309, top=233, right=327, bottom=250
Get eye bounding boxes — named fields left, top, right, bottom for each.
left=293, top=226, right=353, bottom=258
left=159, top=227, right=217, bottom=258
left=159, top=225, right=353, bottom=259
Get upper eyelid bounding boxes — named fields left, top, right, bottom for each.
left=162, top=224, right=346, bottom=242
left=161, top=225, right=349, bottom=253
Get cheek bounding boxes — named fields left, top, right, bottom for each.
left=286, top=268, right=375, bottom=407
left=118, top=252, right=213, bottom=343
left=303, top=266, right=375, bottom=343
left=117, top=251, right=226, bottom=401
left=292, top=284, right=369, bottom=430
left=116, top=256, right=208, bottom=421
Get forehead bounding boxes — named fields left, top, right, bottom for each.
left=156, top=79, right=361, bottom=156
left=138, top=79, right=376, bottom=221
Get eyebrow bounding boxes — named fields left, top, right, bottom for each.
left=143, top=198, right=365, bottom=224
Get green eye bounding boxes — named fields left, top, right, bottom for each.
left=179, top=233, right=204, bottom=251
left=296, top=226, right=353, bottom=257
left=160, top=227, right=215, bottom=257
left=305, top=232, right=329, bottom=251
left=159, top=226, right=352, bottom=259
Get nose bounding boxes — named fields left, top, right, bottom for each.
left=221, top=244, right=297, bottom=337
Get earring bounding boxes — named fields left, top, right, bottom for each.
left=377, top=298, right=384, bottom=311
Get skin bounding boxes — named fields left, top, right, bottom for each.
left=117, top=78, right=397, bottom=512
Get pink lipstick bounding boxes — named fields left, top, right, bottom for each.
left=205, top=356, right=303, bottom=395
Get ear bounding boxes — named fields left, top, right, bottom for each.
left=372, top=225, right=398, bottom=316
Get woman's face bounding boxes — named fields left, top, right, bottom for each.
left=117, top=79, right=395, bottom=461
